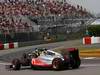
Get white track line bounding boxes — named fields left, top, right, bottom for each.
left=81, top=57, right=100, bottom=59
left=81, top=64, right=100, bottom=67
left=0, top=62, right=11, bottom=65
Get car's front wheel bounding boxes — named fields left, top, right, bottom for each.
left=11, top=58, right=21, bottom=70
left=52, top=58, right=62, bottom=70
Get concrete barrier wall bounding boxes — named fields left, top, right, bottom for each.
left=91, top=37, right=100, bottom=44
left=83, top=36, right=100, bottom=45
left=0, top=42, right=18, bottom=50
left=18, top=40, right=47, bottom=47
left=0, top=40, right=53, bottom=50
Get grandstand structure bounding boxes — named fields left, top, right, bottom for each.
left=0, top=0, right=96, bottom=43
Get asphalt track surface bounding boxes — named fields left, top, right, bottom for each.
left=0, top=39, right=100, bottom=75
left=0, top=59, right=100, bottom=75
left=0, top=39, right=82, bottom=62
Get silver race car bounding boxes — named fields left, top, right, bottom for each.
left=6, top=48, right=81, bottom=70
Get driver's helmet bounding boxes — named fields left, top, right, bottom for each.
left=43, top=48, right=47, bottom=51
left=40, top=49, right=47, bottom=56
left=32, top=48, right=39, bottom=56
left=43, top=50, right=47, bottom=55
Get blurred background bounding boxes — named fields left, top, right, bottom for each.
left=0, top=0, right=98, bottom=44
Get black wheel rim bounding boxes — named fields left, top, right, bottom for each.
left=53, top=61, right=59, bottom=69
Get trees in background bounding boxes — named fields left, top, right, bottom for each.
left=87, top=25, right=100, bottom=36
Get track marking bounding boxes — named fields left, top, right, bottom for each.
left=81, top=64, right=100, bottom=67
left=0, top=62, right=11, bottom=65
left=82, top=57, right=97, bottom=59
left=81, top=57, right=100, bottom=59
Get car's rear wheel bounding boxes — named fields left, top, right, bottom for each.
left=69, top=58, right=81, bottom=69
left=73, top=59, right=81, bottom=69
left=52, top=58, right=62, bottom=70
left=11, top=58, right=21, bottom=70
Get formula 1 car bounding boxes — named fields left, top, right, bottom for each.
left=6, top=48, right=81, bottom=70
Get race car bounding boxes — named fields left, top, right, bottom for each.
left=6, top=48, right=81, bottom=70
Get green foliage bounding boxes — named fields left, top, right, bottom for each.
left=87, top=25, right=100, bottom=36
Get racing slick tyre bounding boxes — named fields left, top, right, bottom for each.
left=11, top=58, right=21, bottom=70
left=69, top=58, right=81, bottom=69
left=21, top=53, right=31, bottom=66
left=73, top=59, right=81, bottom=69
left=52, top=58, right=63, bottom=70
